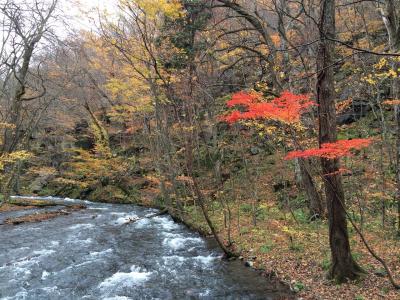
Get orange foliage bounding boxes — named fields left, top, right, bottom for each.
left=226, top=91, right=261, bottom=107
left=383, top=100, right=400, bottom=106
left=336, top=98, right=352, bottom=114
left=222, top=91, right=315, bottom=124
left=284, top=138, right=373, bottom=160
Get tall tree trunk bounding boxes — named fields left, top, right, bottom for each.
left=394, top=66, right=400, bottom=235
left=381, top=0, right=400, bottom=235
left=185, top=137, right=236, bottom=258
left=275, top=1, right=324, bottom=218
left=317, top=0, right=364, bottom=282
left=299, top=158, right=324, bottom=218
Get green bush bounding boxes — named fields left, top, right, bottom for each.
left=240, top=203, right=253, bottom=214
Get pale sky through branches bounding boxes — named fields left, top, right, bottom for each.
left=0, top=0, right=118, bottom=62
left=58, top=0, right=118, bottom=36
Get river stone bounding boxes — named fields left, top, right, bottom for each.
left=245, top=261, right=254, bottom=268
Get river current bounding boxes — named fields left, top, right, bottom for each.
left=0, top=197, right=290, bottom=299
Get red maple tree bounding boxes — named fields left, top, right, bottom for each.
left=222, top=91, right=315, bottom=124
left=226, top=91, right=261, bottom=107
left=222, top=91, right=373, bottom=160
left=284, top=138, right=373, bottom=160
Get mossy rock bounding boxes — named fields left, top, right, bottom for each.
left=87, top=185, right=134, bottom=204
left=9, top=199, right=59, bottom=207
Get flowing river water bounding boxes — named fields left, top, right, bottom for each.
left=0, top=197, right=291, bottom=299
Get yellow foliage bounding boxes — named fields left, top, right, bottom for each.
left=63, top=149, right=136, bottom=188
left=363, top=57, right=400, bottom=86
left=0, top=123, right=16, bottom=129
left=134, top=0, right=183, bottom=19
left=0, top=151, right=33, bottom=171
left=376, top=58, right=387, bottom=70
left=28, top=166, right=58, bottom=176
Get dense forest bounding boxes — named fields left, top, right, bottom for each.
left=1, top=0, right=400, bottom=299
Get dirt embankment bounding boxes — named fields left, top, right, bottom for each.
left=0, top=199, right=86, bottom=225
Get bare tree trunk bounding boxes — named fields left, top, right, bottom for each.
left=299, top=158, right=324, bottom=219
left=1, top=0, right=57, bottom=154
left=216, top=0, right=282, bottom=92
left=317, top=0, right=364, bottom=282
left=381, top=0, right=400, bottom=235
left=394, top=71, right=400, bottom=235
left=185, top=139, right=236, bottom=258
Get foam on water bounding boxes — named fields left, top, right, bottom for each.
left=114, top=214, right=139, bottom=225
left=103, top=297, right=133, bottom=300
left=90, top=207, right=109, bottom=211
left=89, top=249, right=113, bottom=257
left=69, top=223, right=95, bottom=230
left=64, top=197, right=79, bottom=202
left=110, top=212, right=126, bottom=216
left=193, top=255, right=220, bottom=265
left=199, top=289, right=211, bottom=297
left=74, top=260, right=97, bottom=268
left=49, top=241, right=60, bottom=247
left=3, top=290, right=28, bottom=300
left=162, top=255, right=187, bottom=266
left=33, top=249, right=56, bottom=256
left=98, top=265, right=152, bottom=290
left=67, top=237, right=93, bottom=245
left=11, top=266, right=32, bottom=278
left=81, top=238, right=93, bottom=244
left=162, top=237, right=203, bottom=251
left=153, top=216, right=180, bottom=230
left=41, top=286, right=58, bottom=293
left=41, top=271, right=50, bottom=280
left=133, top=218, right=150, bottom=229
left=5, top=255, right=39, bottom=272
left=162, top=231, right=180, bottom=236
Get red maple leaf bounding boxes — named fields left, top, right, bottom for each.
left=284, top=138, right=373, bottom=160
left=222, top=91, right=315, bottom=124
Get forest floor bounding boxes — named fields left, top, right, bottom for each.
left=174, top=150, right=400, bottom=300
left=147, top=117, right=399, bottom=300
left=219, top=206, right=399, bottom=300
left=128, top=118, right=400, bottom=299
left=130, top=163, right=400, bottom=299
left=178, top=185, right=400, bottom=299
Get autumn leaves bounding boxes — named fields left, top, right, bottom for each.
left=221, top=91, right=373, bottom=161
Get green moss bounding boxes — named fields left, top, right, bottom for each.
left=88, top=185, right=132, bottom=203
left=240, top=203, right=253, bottom=214
left=260, top=242, right=274, bottom=253
left=352, top=252, right=363, bottom=262
left=321, top=257, right=331, bottom=271
left=293, top=281, right=305, bottom=293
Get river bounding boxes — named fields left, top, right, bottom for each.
left=0, top=197, right=291, bottom=299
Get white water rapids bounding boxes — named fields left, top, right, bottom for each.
left=0, top=196, right=289, bottom=299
